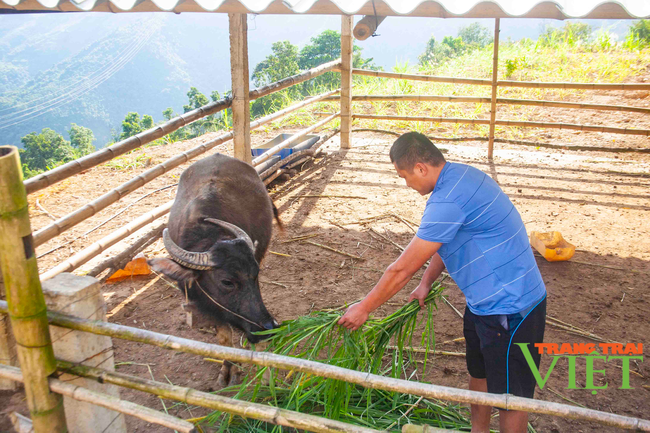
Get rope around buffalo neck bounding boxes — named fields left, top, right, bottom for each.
left=194, top=280, right=263, bottom=329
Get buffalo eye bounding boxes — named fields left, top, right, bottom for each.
left=221, top=279, right=235, bottom=289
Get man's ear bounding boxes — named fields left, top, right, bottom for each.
left=148, top=258, right=199, bottom=282
left=414, top=162, right=428, bottom=176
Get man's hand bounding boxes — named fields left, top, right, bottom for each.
left=408, top=283, right=432, bottom=309
left=338, top=302, right=369, bottom=331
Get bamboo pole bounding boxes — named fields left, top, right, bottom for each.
left=0, top=146, right=67, bottom=432
left=229, top=13, right=252, bottom=164
left=252, top=113, right=340, bottom=165
left=494, top=119, right=650, bottom=136
left=39, top=201, right=173, bottom=281
left=353, top=114, right=650, bottom=136
left=497, top=97, right=650, bottom=114
left=326, top=95, right=492, bottom=103
left=487, top=18, right=500, bottom=160
left=32, top=132, right=232, bottom=247
left=327, top=95, right=650, bottom=114
left=248, top=59, right=341, bottom=101
left=340, top=15, right=353, bottom=149
left=57, top=361, right=382, bottom=433
left=3, top=303, right=647, bottom=431
left=32, top=89, right=339, bottom=248
left=85, top=220, right=166, bottom=279
left=24, top=98, right=231, bottom=195
left=0, top=364, right=197, bottom=433
left=498, top=80, right=650, bottom=91
left=353, top=114, right=490, bottom=125
left=24, top=61, right=340, bottom=196
left=352, top=69, right=492, bottom=86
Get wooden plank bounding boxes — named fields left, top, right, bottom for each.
left=488, top=18, right=500, bottom=160
left=340, top=15, right=353, bottom=149
left=229, top=13, right=251, bottom=164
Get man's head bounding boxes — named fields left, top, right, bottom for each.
left=389, top=132, right=446, bottom=195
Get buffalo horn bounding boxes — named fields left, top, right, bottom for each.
left=162, top=229, right=214, bottom=270
left=204, top=218, right=256, bottom=254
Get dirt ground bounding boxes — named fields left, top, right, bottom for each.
left=2, top=110, right=650, bottom=432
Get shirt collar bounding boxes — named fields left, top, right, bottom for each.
left=432, top=162, right=451, bottom=195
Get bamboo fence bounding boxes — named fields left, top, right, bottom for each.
left=0, top=364, right=197, bottom=433
left=39, top=200, right=173, bottom=280
left=57, top=360, right=382, bottom=433
left=5, top=299, right=646, bottom=430
left=352, top=114, right=650, bottom=136
left=0, top=302, right=647, bottom=431
left=32, top=88, right=340, bottom=248
left=332, top=94, right=650, bottom=115
left=352, top=69, right=492, bottom=86
left=23, top=59, right=341, bottom=196
left=0, top=147, right=68, bottom=432
left=353, top=114, right=490, bottom=126
left=352, top=68, right=650, bottom=91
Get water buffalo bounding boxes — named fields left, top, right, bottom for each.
left=148, top=153, right=281, bottom=383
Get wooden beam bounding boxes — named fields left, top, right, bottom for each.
left=229, top=13, right=251, bottom=164
left=353, top=15, right=386, bottom=40
left=340, top=15, right=353, bottom=149
left=487, top=18, right=500, bottom=160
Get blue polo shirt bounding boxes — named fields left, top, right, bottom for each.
left=416, top=162, right=546, bottom=316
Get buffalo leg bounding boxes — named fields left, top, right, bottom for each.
left=215, top=325, right=241, bottom=387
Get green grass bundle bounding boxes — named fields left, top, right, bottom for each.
left=204, top=282, right=471, bottom=432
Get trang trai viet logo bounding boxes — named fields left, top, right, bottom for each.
left=517, top=343, right=644, bottom=394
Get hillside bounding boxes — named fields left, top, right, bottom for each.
left=0, top=15, right=198, bottom=146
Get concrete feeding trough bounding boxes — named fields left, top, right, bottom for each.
left=251, top=134, right=320, bottom=166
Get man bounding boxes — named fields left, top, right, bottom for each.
left=338, top=132, right=546, bottom=433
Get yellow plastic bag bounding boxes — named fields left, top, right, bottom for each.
left=106, top=255, right=151, bottom=283
left=529, top=231, right=575, bottom=262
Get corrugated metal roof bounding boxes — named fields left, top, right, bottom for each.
left=1, top=0, right=648, bottom=18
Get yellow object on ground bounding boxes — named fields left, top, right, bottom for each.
left=530, top=231, right=575, bottom=262
left=106, top=256, right=151, bottom=283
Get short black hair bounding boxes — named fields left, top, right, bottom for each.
left=389, top=132, right=445, bottom=171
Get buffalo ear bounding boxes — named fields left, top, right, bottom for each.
left=148, top=258, right=199, bottom=282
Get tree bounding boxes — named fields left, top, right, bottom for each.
left=251, top=41, right=301, bottom=117
left=253, top=41, right=301, bottom=87
left=458, top=23, right=492, bottom=48
left=418, top=35, right=467, bottom=66
left=20, top=128, right=75, bottom=175
left=162, top=107, right=186, bottom=143
left=120, top=112, right=143, bottom=140
left=141, top=115, right=154, bottom=130
left=183, top=87, right=209, bottom=113
left=68, top=123, right=96, bottom=157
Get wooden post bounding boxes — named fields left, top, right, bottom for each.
left=0, top=146, right=67, bottom=432
left=340, top=15, right=353, bottom=149
left=229, top=13, right=252, bottom=164
left=487, top=18, right=500, bottom=160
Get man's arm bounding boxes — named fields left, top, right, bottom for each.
left=338, top=236, right=442, bottom=330
left=408, top=253, right=445, bottom=308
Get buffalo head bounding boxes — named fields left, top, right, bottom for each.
left=149, top=218, right=278, bottom=343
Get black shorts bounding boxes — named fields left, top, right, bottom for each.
left=463, top=296, right=546, bottom=399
